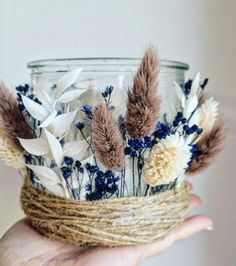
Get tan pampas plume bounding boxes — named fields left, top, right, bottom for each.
left=91, top=104, right=124, bottom=171
left=126, top=47, right=161, bottom=139
left=0, top=133, right=25, bottom=169
left=0, top=82, right=35, bottom=150
left=187, top=121, right=225, bottom=174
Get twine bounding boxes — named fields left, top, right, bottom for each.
left=21, top=177, right=190, bottom=247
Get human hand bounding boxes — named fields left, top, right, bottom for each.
left=0, top=189, right=213, bottom=266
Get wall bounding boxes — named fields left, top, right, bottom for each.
left=0, top=0, right=235, bottom=265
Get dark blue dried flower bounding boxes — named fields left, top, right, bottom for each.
left=124, top=146, right=132, bottom=155
left=34, top=98, right=41, bottom=104
left=173, top=112, right=184, bottom=127
left=86, top=169, right=120, bottom=201
left=61, top=167, right=72, bottom=179
left=64, top=156, right=74, bottom=165
left=16, top=92, right=22, bottom=101
left=82, top=104, right=93, bottom=119
left=16, top=84, right=29, bottom=95
left=200, top=78, right=209, bottom=89
left=24, top=154, right=32, bottom=164
left=184, top=124, right=202, bottom=135
left=18, top=104, right=25, bottom=112
left=102, top=85, right=114, bottom=98
left=144, top=136, right=153, bottom=148
left=118, top=115, right=126, bottom=138
left=75, top=122, right=85, bottom=130
left=75, top=160, right=81, bottom=168
left=188, top=144, right=202, bottom=166
left=130, top=150, right=138, bottom=158
left=79, top=167, right=84, bottom=174
left=183, top=79, right=192, bottom=96
left=196, top=127, right=203, bottom=134
left=128, top=139, right=144, bottom=149
left=154, top=122, right=171, bottom=139
left=85, top=163, right=99, bottom=174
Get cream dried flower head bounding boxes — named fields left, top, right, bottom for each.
left=0, top=134, right=25, bottom=169
left=197, top=97, right=219, bottom=142
left=143, top=133, right=192, bottom=187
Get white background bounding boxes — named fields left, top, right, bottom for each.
left=0, top=0, right=236, bottom=265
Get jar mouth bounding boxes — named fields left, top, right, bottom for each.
left=27, top=58, right=189, bottom=74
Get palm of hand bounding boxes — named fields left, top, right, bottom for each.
left=0, top=192, right=212, bottom=266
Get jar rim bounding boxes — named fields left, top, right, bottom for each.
left=27, top=58, right=189, bottom=73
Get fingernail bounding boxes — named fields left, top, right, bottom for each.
left=206, top=226, right=214, bottom=231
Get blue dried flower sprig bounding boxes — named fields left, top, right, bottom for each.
left=85, top=163, right=120, bottom=201
left=183, top=78, right=209, bottom=96
left=16, top=84, right=41, bottom=113
left=82, top=104, right=93, bottom=119
left=102, top=85, right=114, bottom=98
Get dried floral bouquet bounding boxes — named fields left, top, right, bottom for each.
left=0, top=48, right=224, bottom=246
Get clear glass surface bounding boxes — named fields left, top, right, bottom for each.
left=27, top=58, right=189, bottom=116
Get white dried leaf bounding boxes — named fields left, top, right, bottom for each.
left=189, top=72, right=200, bottom=98
left=48, top=183, right=66, bottom=197
left=188, top=108, right=200, bottom=127
left=63, top=138, right=90, bottom=159
left=49, top=110, right=77, bottom=138
left=18, top=137, right=49, bottom=156
left=39, top=110, right=57, bottom=128
left=26, top=164, right=62, bottom=186
left=57, top=89, right=87, bottom=103
left=34, top=84, right=53, bottom=106
left=44, top=129, right=64, bottom=166
left=184, top=95, right=198, bottom=119
left=56, top=68, right=82, bottom=98
left=22, top=95, right=49, bottom=121
left=174, top=81, right=185, bottom=108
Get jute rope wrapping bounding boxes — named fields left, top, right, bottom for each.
left=21, top=177, right=190, bottom=247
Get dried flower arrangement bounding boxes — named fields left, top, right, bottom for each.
left=0, top=48, right=225, bottom=246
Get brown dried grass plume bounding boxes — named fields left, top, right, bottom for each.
left=187, top=121, right=225, bottom=174
left=91, top=103, right=124, bottom=170
left=0, top=82, right=35, bottom=150
left=126, top=47, right=161, bottom=139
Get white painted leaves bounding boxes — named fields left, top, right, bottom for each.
left=22, top=95, right=50, bottom=121
left=63, top=138, right=90, bottom=160
left=174, top=73, right=201, bottom=121
left=49, top=110, right=78, bottom=138
left=57, top=89, right=87, bottom=103
left=18, top=137, right=49, bottom=156
left=26, top=164, right=68, bottom=198
left=19, top=129, right=64, bottom=166
left=56, top=68, right=82, bottom=98
left=44, top=129, right=64, bottom=166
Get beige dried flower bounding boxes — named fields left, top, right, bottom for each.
left=143, top=133, right=192, bottom=187
left=197, top=97, right=219, bottom=142
left=0, top=132, right=25, bottom=169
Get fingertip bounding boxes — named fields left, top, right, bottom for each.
left=186, top=181, right=193, bottom=190
left=184, top=215, right=213, bottom=232
left=171, top=215, right=213, bottom=242
left=188, top=194, right=202, bottom=211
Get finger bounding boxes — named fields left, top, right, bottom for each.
left=139, top=214, right=213, bottom=260
left=170, top=215, right=213, bottom=242
left=186, top=181, right=193, bottom=190
left=188, top=194, right=202, bottom=212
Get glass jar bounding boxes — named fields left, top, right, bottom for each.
left=27, top=58, right=189, bottom=118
